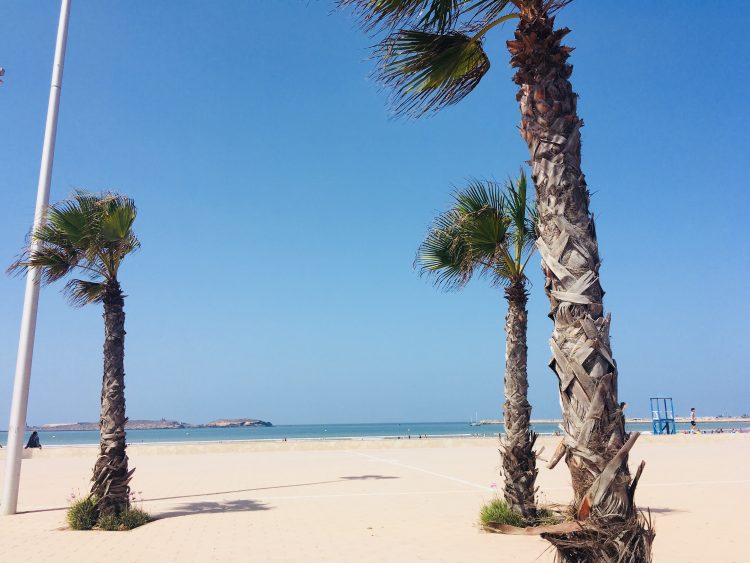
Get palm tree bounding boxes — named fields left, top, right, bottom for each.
left=9, top=191, right=139, bottom=518
left=342, top=0, right=652, bottom=558
left=417, top=172, right=538, bottom=519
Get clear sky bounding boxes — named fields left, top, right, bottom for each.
left=1, top=1, right=748, bottom=426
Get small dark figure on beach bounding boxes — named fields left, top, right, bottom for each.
left=25, top=431, right=42, bottom=449
left=690, top=407, right=700, bottom=434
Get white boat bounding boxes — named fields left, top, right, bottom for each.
left=469, top=412, right=481, bottom=426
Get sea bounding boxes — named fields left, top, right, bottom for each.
left=1, top=420, right=749, bottom=447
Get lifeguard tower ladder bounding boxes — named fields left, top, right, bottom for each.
left=650, top=397, right=676, bottom=435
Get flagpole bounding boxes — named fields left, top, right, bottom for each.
left=2, top=0, right=71, bottom=516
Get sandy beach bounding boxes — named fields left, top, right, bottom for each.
left=0, top=434, right=747, bottom=562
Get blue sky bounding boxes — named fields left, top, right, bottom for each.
left=0, top=1, right=748, bottom=426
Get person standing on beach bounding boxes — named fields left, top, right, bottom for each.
left=690, top=407, right=700, bottom=434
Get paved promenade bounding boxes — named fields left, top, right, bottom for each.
left=0, top=435, right=747, bottom=562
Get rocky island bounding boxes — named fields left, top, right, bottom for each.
left=203, top=418, right=273, bottom=428
left=30, top=417, right=272, bottom=431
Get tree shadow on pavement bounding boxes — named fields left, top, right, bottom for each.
left=142, top=475, right=400, bottom=504
left=645, top=507, right=685, bottom=515
left=20, top=475, right=401, bottom=517
left=156, top=499, right=272, bottom=520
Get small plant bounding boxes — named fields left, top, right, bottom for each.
left=535, top=506, right=563, bottom=526
left=533, top=493, right=564, bottom=526
left=96, top=512, right=121, bottom=531
left=66, top=494, right=98, bottom=530
left=97, top=490, right=151, bottom=530
left=117, top=507, right=151, bottom=529
left=65, top=489, right=151, bottom=531
left=479, top=498, right=526, bottom=529
left=96, top=507, right=152, bottom=531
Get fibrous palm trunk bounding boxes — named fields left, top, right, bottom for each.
left=506, top=1, right=653, bottom=560
left=91, top=279, right=133, bottom=517
left=501, top=282, right=537, bottom=519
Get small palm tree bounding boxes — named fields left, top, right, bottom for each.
left=9, top=191, right=139, bottom=518
left=417, top=172, right=538, bottom=518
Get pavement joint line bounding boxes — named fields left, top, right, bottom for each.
left=348, top=451, right=493, bottom=492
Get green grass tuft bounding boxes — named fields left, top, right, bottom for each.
left=97, top=507, right=151, bottom=531
left=66, top=494, right=152, bottom=531
left=96, top=508, right=151, bottom=532
left=479, top=499, right=526, bottom=528
left=117, top=507, right=151, bottom=530
left=96, top=512, right=121, bottom=531
left=66, top=495, right=98, bottom=530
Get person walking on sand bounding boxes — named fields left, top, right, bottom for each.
left=690, top=407, right=700, bottom=434
left=24, top=431, right=42, bottom=449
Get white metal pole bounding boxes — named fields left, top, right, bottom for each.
left=2, top=0, right=71, bottom=516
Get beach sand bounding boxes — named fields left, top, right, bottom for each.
left=0, top=433, right=747, bottom=562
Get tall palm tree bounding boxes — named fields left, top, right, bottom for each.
left=9, top=191, right=139, bottom=518
left=342, top=0, right=652, bottom=558
left=417, top=172, right=538, bottom=519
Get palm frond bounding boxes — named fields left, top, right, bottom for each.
left=464, top=0, right=516, bottom=23
left=101, top=197, right=137, bottom=242
left=33, top=221, right=79, bottom=252
left=340, top=0, right=518, bottom=33
left=64, top=279, right=105, bottom=307
left=504, top=177, right=526, bottom=250
left=32, top=248, right=81, bottom=284
left=46, top=204, right=88, bottom=246
left=453, top=179, right=504, bottom=214
left=50, top=192, right=103, bottom=263
left=451, top=180, right=509, bottom=265
left=460, top=206, right=509, bottom=259
left=341, top=0, right=464, bottom=33
left=546, top=0, right=574, bottom=14
left=375, top=29, right=489, bottom=116
left=7, top=247, right=72, bottom=282
left=416, top=174, right=537, bottom=292
left=501, top=171, right=537, bottom=274
left=486, top=249, right=516, bottom=288
left=527, top=204, right=540, bottom=240
left=109, top=231, right=141, bottom=277
left=416, top=210, right=474, bottom=290
left=122, top=232, right=141, bottom=255
left=7, top=190, right=139, bottom=305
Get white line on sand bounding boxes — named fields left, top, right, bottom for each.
left=137, top=478, right=750, bottom=509
left=349, top=451, right=493, bottom=492
left=348, top=451, right=750, bottom=493
left=541, top=479, right=750, bottom=491
left=638, top=479, right=750, bottom=488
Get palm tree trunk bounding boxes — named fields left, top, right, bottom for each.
left=91, top=279, right=133, bottom=517
left=501, top=282, right=537, bottom=519
left=506, top=1, right=652, bottom=559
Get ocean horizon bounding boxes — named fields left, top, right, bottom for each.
left=3, top=420, right=749, bottom=447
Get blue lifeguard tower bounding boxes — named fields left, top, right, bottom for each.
left=650, top=397, right=676, bottom=435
